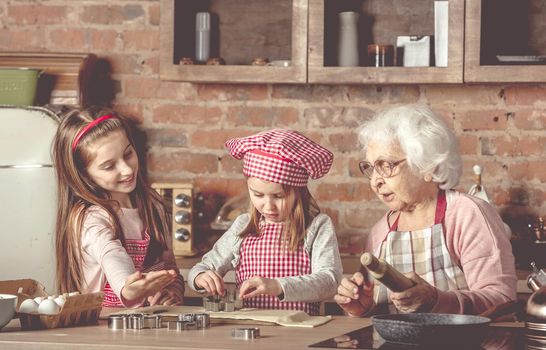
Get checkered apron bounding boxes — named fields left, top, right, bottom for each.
left=102, top=231, right=166, bottom=307
left=373, top=190, right=468, bottom=312
left=236, top=220, right=320, bottom=315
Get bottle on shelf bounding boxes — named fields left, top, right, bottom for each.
left=195, top=12, right=211, bottom=63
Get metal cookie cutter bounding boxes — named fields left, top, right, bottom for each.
left=128, top=313, right=144, bottom=330
left=108, top=314, right=128, bottom=330
left=231, top=327, right=260, bottom=340
left=143, top=315, right=162, bottom=329
left=168, top=320, right=198, bottom=331
left=178, top=313, right=210, bottom=329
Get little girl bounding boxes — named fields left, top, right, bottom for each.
left=53, top=107, right=184, bottom=307
left=189, top=129, right=342, bottom=315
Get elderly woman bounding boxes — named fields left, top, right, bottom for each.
left=336, top=104, right=517, bottom=316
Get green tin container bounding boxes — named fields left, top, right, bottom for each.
left=0, top=68, right=41, bottom=106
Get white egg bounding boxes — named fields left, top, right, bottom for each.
left=54, top=296, right=66, bottom=308
left=37, top=299, right=60, bottom=315
left=47, top=295, right=56, bottom=300
left=33, top=296, right=44, bottom=304
left=18, top=299, right=39, bottom=314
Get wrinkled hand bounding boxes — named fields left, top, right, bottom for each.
left=390, top=272, right=438, bottom=313
left=239, top=277, right=282, bottom=299
left=334, top=272, right=375, bottom=317
left=147, top=285, right=184, bottom=306
left=195, top=270, right=225, bottom=296
left=121, top=270, right=177, bottom=303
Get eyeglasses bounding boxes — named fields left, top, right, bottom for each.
left=358, top=159, right=406, bottom=179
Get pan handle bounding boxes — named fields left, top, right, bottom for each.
left=479, top=300, right=517, bottom=322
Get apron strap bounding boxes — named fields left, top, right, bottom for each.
left=433, top=189, right=447, bottom=225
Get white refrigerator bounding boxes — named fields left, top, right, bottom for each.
left=0, top=106, right=59, bottom=293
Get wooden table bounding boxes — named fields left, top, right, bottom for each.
left=0, top=312, right=372, bottom=350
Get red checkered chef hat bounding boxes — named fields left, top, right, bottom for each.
left=225, top=129, right=334, bottom=187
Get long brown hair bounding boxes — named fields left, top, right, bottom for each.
left=239, top=184, right=320, bottom=251
left=53, top=107, right=169, bottom=293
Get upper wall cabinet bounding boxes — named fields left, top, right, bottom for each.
left=465, top=0, right=546, bottom=83
left=308, top=0, right=465, bottom=84
left=159, top=0, right=307, bottom=83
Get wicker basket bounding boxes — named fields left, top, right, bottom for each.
left=0, top=279, right=103, bottom=330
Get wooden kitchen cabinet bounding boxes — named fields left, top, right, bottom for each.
left=160, top=0, right=545, bottom=84
left=159, top=0, right=307, bottom=83
left=464, top=0, right=546, bottom=83
left=308, top=0, right=465, bottom=84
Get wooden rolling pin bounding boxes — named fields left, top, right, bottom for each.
left=360, top=252, right=415, bottom=292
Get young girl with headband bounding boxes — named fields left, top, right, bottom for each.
left=53, top=107, right=184, bottom=307
left=189, top=129, right=342, bottom=315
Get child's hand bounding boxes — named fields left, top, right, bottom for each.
left=195, top=270, right=225, bottom=295
left=121, top=270, right=177, bottom=303
left=333, top=272, right=375, bottom=317
left=147, top=285, right=184, bottom=306
left=239, top=277, right=282, bottom=299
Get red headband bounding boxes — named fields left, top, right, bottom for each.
left=72, top=115, right=115, bottom=151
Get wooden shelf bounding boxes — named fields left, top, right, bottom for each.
left=308, top=0, right=464, bottom=84
left=464, top=0, right=546, bottom=83
left=159, top=0, right=307, bottom=84
left=160, top=0, right=545, bottom=84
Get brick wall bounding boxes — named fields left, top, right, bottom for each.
left=2, top=1, right=545, bottom=253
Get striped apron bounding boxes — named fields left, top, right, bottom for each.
left=102, top=231, right=166, bottom=307
left=236, top=220, right=320, bottom=315
left=373, top=190, right=468, bottom=312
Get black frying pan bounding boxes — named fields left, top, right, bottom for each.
left=372, top=313, right=490, bottom=347
left=372, top=300, right=517, bottom=347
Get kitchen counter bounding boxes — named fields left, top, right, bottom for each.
left=0, top=311, right=526, bottom=350
left=0, top=311, right=371, bottom=350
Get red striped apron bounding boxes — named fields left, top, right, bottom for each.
left=236, top=220, right=320, bottom=316
left=102, top=232, right=166, bottom=307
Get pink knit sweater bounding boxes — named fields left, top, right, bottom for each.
left=365, top=190, right=517, bottom=314
left=80, top=206, right=182, bottom=306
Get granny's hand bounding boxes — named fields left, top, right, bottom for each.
left=147, top=285, right=184, bottom=306
left=194, top=270, right=225, bottom=296
left=390, top=272, right=438, bottom=313
left=122, top=270, right=177, bottom=303
left=239, top=277, right=282, bottom=299
left=334, top=272, right=375, bottom=317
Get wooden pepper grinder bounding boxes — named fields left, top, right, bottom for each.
left=360, top=252, right=415, bottom=292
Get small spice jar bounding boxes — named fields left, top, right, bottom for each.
left=206, top=57, right=225, bottom=65
left=251, top=57, right=269, bottom=66
left=179, top=57, right=194, bottom=65
left=367, top=44, right=394, bottom=67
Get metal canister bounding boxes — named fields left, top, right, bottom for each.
left=108, top=314, right=127, bottom=330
